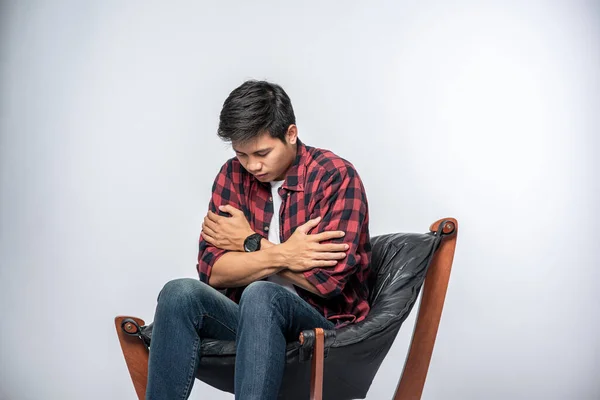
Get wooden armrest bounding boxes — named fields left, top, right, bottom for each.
left=299, top=328, right=326, bottom=400
left=115, top=316, right=149, bottom=400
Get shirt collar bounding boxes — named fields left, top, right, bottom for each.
left=281, top=138, right=307, bottom=192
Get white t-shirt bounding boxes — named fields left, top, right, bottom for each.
left=266, top=180, right=298, bottom=296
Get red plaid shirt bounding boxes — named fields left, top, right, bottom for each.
left=197, top=139, right=372, bottom=327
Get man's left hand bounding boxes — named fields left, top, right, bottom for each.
left=202, top=205, right=255, bottom=252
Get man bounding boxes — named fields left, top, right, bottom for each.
left=146, top=80, right=372, bottom=399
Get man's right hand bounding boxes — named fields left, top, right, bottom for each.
left=280, top=216, right=349, bottom=272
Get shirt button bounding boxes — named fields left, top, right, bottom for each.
left=264, top=226, right=269, bottom=231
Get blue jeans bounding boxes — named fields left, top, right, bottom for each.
left=146, top=278, right=335, bottom=400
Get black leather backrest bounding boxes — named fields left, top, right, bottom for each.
left=369, top=232, right=438, bottom=305
left=334, top=232, right=439, bottom=346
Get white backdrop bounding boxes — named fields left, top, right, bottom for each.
left=1, top=1, right=599, bottom=399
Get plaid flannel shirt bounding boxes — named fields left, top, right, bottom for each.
left=197, top=139, right=372, bottom=327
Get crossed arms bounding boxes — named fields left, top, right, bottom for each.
left=202, top=209, right=347, bottom=297
left=197, top=166, right=368, bottom=299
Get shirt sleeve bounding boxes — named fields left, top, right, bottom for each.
left=196, top=162, right=243, bottom=284
left=302, top=167, right=368, bottom=298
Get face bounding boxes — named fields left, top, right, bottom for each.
left=232, top=125, right=298, bottom=182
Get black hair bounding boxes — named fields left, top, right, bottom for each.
left=218, top=80, right=296, bottom=144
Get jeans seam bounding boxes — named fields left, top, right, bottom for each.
left=244, top=290, right=286, bottom=399
left=180, top=335, right=200, bottom=400
left=268, top=291, right=287, bottom=331
left=203, top=313, right=237, bottom=337
left=267, top=289, right=334, bottom=333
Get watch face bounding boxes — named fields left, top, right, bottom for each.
left=244, top=235, right=261, bottom=252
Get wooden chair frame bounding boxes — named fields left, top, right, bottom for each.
left=115, top=217, right=458, bottom=399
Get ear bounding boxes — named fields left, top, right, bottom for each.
left=286, top=124, right=298, bottom=144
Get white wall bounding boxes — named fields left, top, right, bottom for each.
left=1, top=1, right=598, bottom=399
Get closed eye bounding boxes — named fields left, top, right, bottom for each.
left=234, top=148, right=271, bottom=157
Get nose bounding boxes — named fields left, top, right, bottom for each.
left=247, top=160, right=263, bottom=174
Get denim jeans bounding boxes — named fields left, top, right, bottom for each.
left=146, top=278, right=335, bottom=400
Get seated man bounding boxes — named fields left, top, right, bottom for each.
left=146, top=80, right=372, bottom=400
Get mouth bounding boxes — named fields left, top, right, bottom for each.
left=255, top=173, right=268, bottom=179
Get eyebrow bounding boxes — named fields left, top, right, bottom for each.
left=233, top=147, right=272, bottom=156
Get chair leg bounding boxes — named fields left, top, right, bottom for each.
left=300, top=327, right=325, bottom=400
left=115, top=316, right=149, bottom=400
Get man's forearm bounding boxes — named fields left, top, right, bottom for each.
left=277, top=270, right=324, bottom=297
left=259, top=239, right=323, bottom=297
left=210, top=237, right=323, bottom=297
left=260, top=238, right=276, bottom=249
left=209, top=246, right=285, bottom=288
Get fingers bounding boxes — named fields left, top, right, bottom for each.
left=203, top=215, right=218, bottom=231
left=311, top=230, right=345, bottom=242
left=291, top=259, right=338, bottom=272
left=218, top=204, right=243, bottom=216
left=201, top=231, right=216, bottom=245
left=206, top=210, right=221, bottom=223
left=316, top=243, right=350, bottom=252
left=313, top=259, right=339, bottom=267
left=312, top=251, right=347, bottom=260
left=296, top=216, right=321, bottom=234
left=201, top=223, right=218, bottom=239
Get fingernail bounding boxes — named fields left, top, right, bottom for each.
left=345, top=244, right=349, bottom=249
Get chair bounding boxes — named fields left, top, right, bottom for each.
left=115, top=217, right=458, bottom=399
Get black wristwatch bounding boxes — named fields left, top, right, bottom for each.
left=243, top=233, right=263, bottom=252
